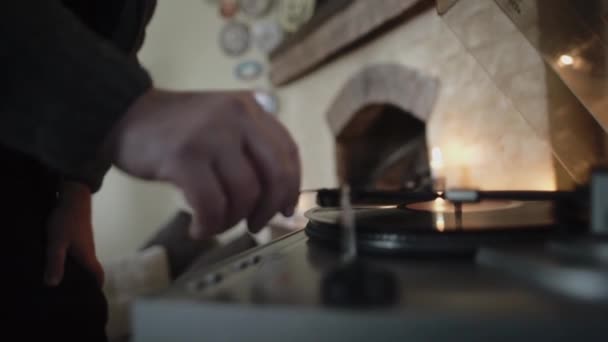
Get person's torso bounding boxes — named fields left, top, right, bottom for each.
left=62, top=0, right=153, bottom=55
left=2, top=0, right=151, bottom=216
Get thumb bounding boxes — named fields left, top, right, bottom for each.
left=189, top=215, right=204, bottom=240
left=189, top=215, right=214, bottom=240
left=45, top=239, right=68, bottom=287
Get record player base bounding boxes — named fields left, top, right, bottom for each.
left=132, top=230, right=608, bottom=341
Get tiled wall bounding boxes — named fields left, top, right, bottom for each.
left=442, top=0, right=605, bottom=187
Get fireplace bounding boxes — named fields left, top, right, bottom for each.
left=266, top=0, right=607, bottom=236
left=336, top=104, right=430, bottom=190
left=269, top=0, right=606, bottom=198
left=326, top=64, right=439, bottom=191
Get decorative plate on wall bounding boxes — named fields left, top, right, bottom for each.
left=240, top=0, right=275, bottom=18
left=219, top=21, right=251, bottom=56
left=278, top=0, right=317, bottom=32
left=254, top=88, right=280, bottom=115
left=252, top=19, right=284, bottom=54
left=234, top=60, right=265, bottom=81
left=220, top=0, right=240, bottom=18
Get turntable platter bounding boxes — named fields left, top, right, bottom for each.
left=304, top=200, right=561, bottom=255
left=406, top=199, right=520, bottom=213
left=305, top=200, right=556, bottom=233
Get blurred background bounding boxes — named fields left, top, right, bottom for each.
left=93, top=1, right=270, bottom=263
left=93, top=0, right=608, bottom=264
left=92, top=0, right=336, bottom=263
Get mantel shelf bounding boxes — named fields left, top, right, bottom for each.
left=269, top=0, right=435, bottom=87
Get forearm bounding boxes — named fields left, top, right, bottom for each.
left=0, top=1, right=152, bottom=191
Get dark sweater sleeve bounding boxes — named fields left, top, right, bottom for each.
left=0, top=1, right=153, bottom=192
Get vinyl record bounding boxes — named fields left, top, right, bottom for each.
left=305, top=200, right=561, bottom=255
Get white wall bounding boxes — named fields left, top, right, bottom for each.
left=93, top=0, right=271, bottom=263
left=136, top=0, right=270, bottom=91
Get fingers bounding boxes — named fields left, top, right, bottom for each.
left=70, top=243, right=105, bottom=287
left=213, top=150, right=261, bottom=229
left=146, top=91, right=302, bottom=238
left=45, top=234, right=68, bottom=287
left=262, top=114, right=301, bottom=216
left=244, top=126, right=300, bottom=232
left=249, top=94, right=300, bottom=215
left=182, top=166, right=228, bottom=240
left=85, top=259, right=105, bottom=288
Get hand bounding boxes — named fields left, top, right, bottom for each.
left=45, top=182, right=104, bottom=287
left=105, top=89, right=301, bottom=239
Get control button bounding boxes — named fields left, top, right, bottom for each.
left=252, top=255, right=262, bottom=264
left=233, top=260, right=250, bottom=271
left=187, top=272, right=224, bottom=293
left=186, top=280, right=207, bottom=293
left=205, top=273, right=223, bottom=285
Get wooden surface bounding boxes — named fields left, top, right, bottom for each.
left=269, top=0, right=434, bottom=86
left=436, top=0, right=460, bottom=14
left=269, top=0, right=354, bottom=58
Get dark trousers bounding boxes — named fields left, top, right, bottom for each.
left=5, top=201, right=108, bottom=341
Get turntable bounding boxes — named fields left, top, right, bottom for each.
left=133, top=171, right=608, bottom=342
left=131, top=0, right=608, bottom=339
left=305, top=188, right=585, bottom=256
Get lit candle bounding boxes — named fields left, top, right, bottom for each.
left=433, top=198, right=447, bottom=212
left=558, top=54, right=574, bottom=67
left=435, top=212, right=446, bottom=232
left=430, top=147, right=446, bottom=192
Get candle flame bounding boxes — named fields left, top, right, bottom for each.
left=558, top=54, right=574, bottom=66
left=430, top=147, right=443, bottom=169
left=433, top=198, right=447, bottom=211
left=435, top=212, right=446, bottom=232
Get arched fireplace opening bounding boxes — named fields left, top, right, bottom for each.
left=326, top=63, right=439, bottom=191
left=336, top=103, right=430, bottom=191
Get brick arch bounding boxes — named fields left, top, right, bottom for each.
left=327, top=64, right=440, bottom=188
left=326, top=63, right=440, bottom=136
